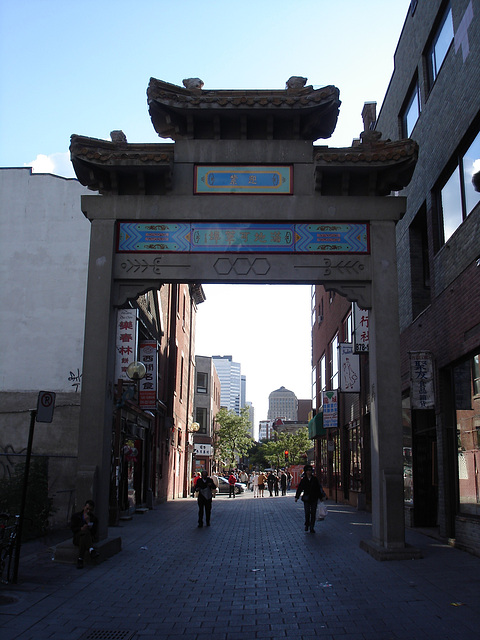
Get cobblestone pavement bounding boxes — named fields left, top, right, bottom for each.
left=1, top=490, right=480, bottom=640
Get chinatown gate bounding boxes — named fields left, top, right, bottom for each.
left=70, top=78, right=419, bottom=560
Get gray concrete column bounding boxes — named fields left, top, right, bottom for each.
left=77, top=218, right=117, bottom=540
left=363, top=219, right=410, bottom=557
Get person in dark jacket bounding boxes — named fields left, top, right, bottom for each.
left=71, top=499, right=99, bottom=568
left=195, top=470, right=216, bottom=527
left=295, top=465, right=326, bottom=533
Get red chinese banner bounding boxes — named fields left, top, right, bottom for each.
left=139, top=341, right=157, bottom=409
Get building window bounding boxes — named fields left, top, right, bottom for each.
left=437, top=130, right=480, bottom=244
left=320, top=354, right=326, bottom=393
left=329, top=334, right=339, bottom=390
left=456, top=354, right=480, bottom=514
left=409, top=205, right=431, bottom=319
left=427, top=4, right=454, bottom=88
left=474, top=355, right=480, bottom=397
left=401, top=81, right=421, bottom=138
left=343, top=312, right=353, bottom=343
left=196, top=371, right=208, bottom=394
left=179, top=356, right=185, bottom=401
left=196, top=407, right=208, bottom=434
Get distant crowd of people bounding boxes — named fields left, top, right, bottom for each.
left=191, top=466, right=326, bottom=531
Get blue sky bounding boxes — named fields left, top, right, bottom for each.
left=0, top=0, right=411, bottom=428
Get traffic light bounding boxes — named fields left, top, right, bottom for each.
left=284, top=450, right=289, bottom=463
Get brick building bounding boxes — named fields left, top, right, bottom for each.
left=312, top=0, right=480, bottom=555
left=374, top=0, right=480, bottom=553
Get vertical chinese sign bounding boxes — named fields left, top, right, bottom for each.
left=139, top=341, right=157, bottom=409
left=410, top=352, right=435, bottom=409
left=353, top=303, right=369, bottom=353
left=115, top=309, right=138, bottom=381
left=322, top=391, right=338, bottom=428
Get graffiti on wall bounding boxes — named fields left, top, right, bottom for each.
left=68, top=368, right=82, bottom=392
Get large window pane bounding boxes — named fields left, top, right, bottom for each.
left=430, top=7, right=454, bottom=83
left=404, top=85, right=420, bottom=137
left=441, top=166, right=463, bottom=242
left=463, top=131, right=480, bottom=215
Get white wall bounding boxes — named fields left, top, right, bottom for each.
left=0, top=168, right=92, bottom=392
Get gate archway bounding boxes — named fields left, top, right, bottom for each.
left=71, top=78, right=419, bottom=559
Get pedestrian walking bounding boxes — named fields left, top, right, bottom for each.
left=274, top=473, right=280, bottom=496
left=253, top=472, right=259, bottom=497
left=195, top=470, right=216, bottom=527
left=267, top=471, right=275, bottom=496
left=228, top=471, right=237, bottom=498
left=280, top=471, right=287, bottom=496
left=294, top=465, right=326, bottom=533
left=258, top=472, right=266, bottom=497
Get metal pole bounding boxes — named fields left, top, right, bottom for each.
left=12, top=409, right=36, bottom=584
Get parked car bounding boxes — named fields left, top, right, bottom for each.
left=216, top=476, right=246, bottom=495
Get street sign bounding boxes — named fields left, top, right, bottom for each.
left=36, top=391, right=56, bottom=423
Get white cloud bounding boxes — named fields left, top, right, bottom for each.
left=26, top=152, right=75, bottom=178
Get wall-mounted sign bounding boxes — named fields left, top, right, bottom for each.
left=339, top=343, right=360, bottom=392
left=117, top=222, right=369, bottom=254
left=194, top=165, right=293, bottom=194
left=353, top=303, right=369, bottom=353
left=139, top=341, right=157, bottom=410
left=194, top=443, right=212, bottom=456
left=115, top=308, right=138, bottom=381
left=410, top=351, right=435, bottom=409
left=322, top=390, right=338, bottom=429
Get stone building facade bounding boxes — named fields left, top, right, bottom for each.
left=193, top=355, right=221, bottom=474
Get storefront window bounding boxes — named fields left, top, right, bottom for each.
left=456, top=355, right=480, bottom=515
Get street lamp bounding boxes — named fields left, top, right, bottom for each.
left=126, top=361, right=147, bottom=382
left=190, top=422, right=200, bottom=433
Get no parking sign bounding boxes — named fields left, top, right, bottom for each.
left=36, top=391, right=56, bottom=423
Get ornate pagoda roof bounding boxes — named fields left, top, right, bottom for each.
left=70, top=134, right=173, bottom=194
left=147, top=78, right=341, bottom=141
left=314, top=132, right=418, bottom=196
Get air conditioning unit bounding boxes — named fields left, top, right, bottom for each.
left=317, top=314, right=324, bottom=324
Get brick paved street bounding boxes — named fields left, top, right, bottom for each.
left=1, top=490, right=480, bottom=639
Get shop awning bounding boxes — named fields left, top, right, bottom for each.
left=308, top=412, right=326, bottom=439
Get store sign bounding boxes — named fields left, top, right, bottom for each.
left=194, top=443, right=212, bottom=456
left=115, top=309, right=138, bottom=381
left=353, top=303, right=369, bottom=353
left=139, top=341, right=157, bottom=409
left=339, top=344, right=360, bottom=392
left=410, top=351, right=435, bottom=409
left=322, top=391, right=338, bottom=429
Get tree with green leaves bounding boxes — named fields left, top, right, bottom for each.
left=257, top=427, right=312, bottom=468
left=215, top=406, right=253, bottom=469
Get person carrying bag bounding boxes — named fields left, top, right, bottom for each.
left=195, top=470, right=216, bottom=528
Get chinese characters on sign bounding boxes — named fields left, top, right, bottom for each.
left=139, top=341, right=157, bottom=409
left=353, top=303, right=369, bottom=353
left=115, top=309, right=138, bottom=381
left=410, top=352, right=435, bottom=409
left=322, top=391, right=338, bottom=429
left=117, top=222, right=369, bottom=254
left=194, top=165, right=292, bottom=194
left=339, top=344, right=360, bottom=393
left=194, top=444, right=212, bottom=456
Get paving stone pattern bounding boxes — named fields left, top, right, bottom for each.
left=1, top=491, right=480, bottom=639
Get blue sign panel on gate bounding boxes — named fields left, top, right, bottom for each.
left=117, top=222, right=369, bottom=254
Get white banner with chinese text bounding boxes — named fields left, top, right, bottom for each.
left=410, top=351, right=435, bottom=409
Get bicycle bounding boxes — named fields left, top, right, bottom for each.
left=0, top=512, right=19, bottom=584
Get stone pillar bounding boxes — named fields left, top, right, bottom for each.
left=361, top=220, right=420, bottom=559
left=77, top=218, right=117, bottom=540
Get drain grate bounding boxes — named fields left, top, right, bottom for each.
left=84, top=631, right=136, bottom=640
